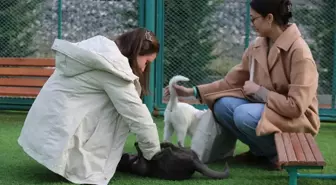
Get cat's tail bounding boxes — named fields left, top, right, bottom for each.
left=166, top=75, right=190, bottom=111
left=193, top=160, right=230, bottom=179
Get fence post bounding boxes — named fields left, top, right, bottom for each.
left=138, top=0, right=145, bottom=27
left=153, top=0, right=164, bottom=116
left=332, top=0, right=336, bottom=109
left=244, top=0, right=251, bottom=49
left=143, top=0, right=156, bottom=114
left=58, top=0, right=62, bottom=39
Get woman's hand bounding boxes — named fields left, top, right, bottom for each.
left=243, top=81, right=260, bottom=95
left=164, top=84, right=194, bottom=97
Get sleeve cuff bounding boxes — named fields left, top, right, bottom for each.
left=251, top=86, right=269, bottom=103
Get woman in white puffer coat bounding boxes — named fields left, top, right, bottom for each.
left=17, top=28, right=161, bottom=185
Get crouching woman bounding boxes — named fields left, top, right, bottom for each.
left=167, top=0, right=320, bottom=170
left=18, top=28, right=161, bottom=184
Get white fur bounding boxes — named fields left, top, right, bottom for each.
left=163, top=75, right=206, bottom=147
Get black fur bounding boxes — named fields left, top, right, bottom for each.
left=116, top=142, right=230, bottom=180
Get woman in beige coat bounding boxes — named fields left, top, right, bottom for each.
left=18, top=28, right=161, bottom=184
left=166, top=0, right=319, bottom=170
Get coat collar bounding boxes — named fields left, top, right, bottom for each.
left=251, top=23, right=302, bottom=76
left=253, top=23, right=302, bottom=51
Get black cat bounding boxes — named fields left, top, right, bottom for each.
left=116, top=142, right=229, bottom=180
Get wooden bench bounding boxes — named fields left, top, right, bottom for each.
left=275, top=132, right=336, bottom=185
left=0, top=57, right=55, bottom=110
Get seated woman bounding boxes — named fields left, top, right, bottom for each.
left=166, top=0, right=319, bottom=170
left=17, top=28, right=161, bottom=184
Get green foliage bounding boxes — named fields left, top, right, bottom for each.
left=206, top=56, right=240, bottom=76
left=0, top=0, right=43, bottom=57
left=163, top=0, right=217, bottom=86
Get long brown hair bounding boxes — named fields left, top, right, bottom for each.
left=114, top=28, right=160, bottom=97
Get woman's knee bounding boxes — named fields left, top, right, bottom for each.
left=213, top=97, right=249, bottom=118
left=213, top=97, right=232, bottom=116
left=233, top=103, right=264, bottom=132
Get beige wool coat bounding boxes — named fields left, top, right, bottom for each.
left=197, top=24, right=320, bottom=137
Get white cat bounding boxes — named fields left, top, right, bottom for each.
left=163, top=75, right=206, bottom=147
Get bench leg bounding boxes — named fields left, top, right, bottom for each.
left=286, top=168, right=298, bottom=185
left=297, top=173, right=336, bottom=179
left=284, top=166, right=336, bottom=184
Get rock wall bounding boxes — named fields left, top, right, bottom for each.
left=31, top=0, right=314, bottom=62
left=33, top=0, right=137, bottom=57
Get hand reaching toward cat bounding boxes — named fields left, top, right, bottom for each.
left=164, top=84, right=193, bottom=97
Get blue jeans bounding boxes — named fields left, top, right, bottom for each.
left=213, top=97, right=277, bottom=158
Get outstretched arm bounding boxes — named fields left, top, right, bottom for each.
left=196, top=47, right=251, bottom=104
left=103, top=76, right=161, bottom=160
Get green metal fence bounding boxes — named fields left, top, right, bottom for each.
left=153, top=0, right=252, bottom=115
left=152, top=0, right=336, bottom=121
left=0, top=0, right=142, bottom=110
left=1, top=0, right=336, bottom=121
left=0, top=0, right=141, bottom=58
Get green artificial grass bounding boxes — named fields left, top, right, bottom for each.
left=0, top=111, right=335, bottom=185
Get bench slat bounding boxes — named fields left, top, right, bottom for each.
left=297, top=133, right=316, bottom=164
left=275, top=132, right=326, bottom=168
left=290, top=133, right=307, bottom=163
left=0, top=68, right=54, bottom=77
left=0, top=78, right=48, bottom=87
left=0, top=87, right=40, bottom=97
left=275, top=133, right=288, bottom=166
left=0, top=58, right=55, bottom=66
left=282, top=133, right=298, bottom=165
left=305, top=133, right=326, bottom=166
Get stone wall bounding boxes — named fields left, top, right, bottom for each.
left=32, top=0, right=137, bottom=57
left=31, top=0, right=314, bottom=63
